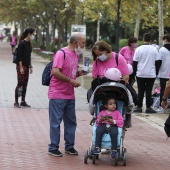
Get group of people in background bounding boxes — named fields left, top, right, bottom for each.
left=119, top=33, right=170, bottom=114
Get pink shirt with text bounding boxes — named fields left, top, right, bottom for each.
left=48, top=47, right=78, bottom=99
left=92, top=52, right=129, bottom=79
left=96, top=110, right=124, bottom=127
left=119, top=46, right=135, bottom=65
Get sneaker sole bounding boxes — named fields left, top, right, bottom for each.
left=145, top=112, right=156, bottom=114
left=48, top=152, right=63, bottom=157
left=133, top=110, right=142, bottom=113
left=20, top=105, right=31, bottom=108
left=65, top=151, right=78, bottom=155
left=93, top=152, right=101, bottom=155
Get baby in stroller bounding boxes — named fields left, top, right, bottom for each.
left=84, top=82, right=128, bottom=166
left=93, top=95, right=124, bottom=159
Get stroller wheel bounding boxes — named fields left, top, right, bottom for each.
left=89, top=147, right=92, bottom=159
left=92, top=155, right=96, bottom=164
left=96, top=154, right=99, bottom=159
left=84, top=150, right=88, bottom=164
left=123, top=148, right=127, bottom=166
left=115, top=156, right=118, bottom=166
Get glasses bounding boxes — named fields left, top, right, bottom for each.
left=93, top=44, right=99, bottom=48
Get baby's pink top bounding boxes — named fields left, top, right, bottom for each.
left=96, top=110, right=124, bottom=127
left=119, top=46, right=135, bottom=65
left=92, top=52, right=129, bottom=79
left=48, top=47, right=78, bottom=99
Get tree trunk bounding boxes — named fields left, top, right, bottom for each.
left=97, top=18, right=100, bottom=41
left=57, top=26, right=64, bottom=49
left=45, top=25, right=50, bottom=45
left=134, top=0, right=142, bottom=39
left=158, top=0, right=164, bottom=47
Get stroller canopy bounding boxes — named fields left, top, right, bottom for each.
left=92, top=82, right=129, bottom=106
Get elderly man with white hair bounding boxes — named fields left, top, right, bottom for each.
left=48, top=32, right=86, bottom=157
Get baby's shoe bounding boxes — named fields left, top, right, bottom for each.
left=111, top=150, right=117, bottom=158
left=93, top=147, right=101, bottom=155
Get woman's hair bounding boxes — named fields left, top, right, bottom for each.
left=18, top=28, right=35, bottom=44
left=163, top=33, right=170, bottom=42
left=100, top=95, right=116, bottom=111
left=91, top=41, right=112, bottom=61
left=128, top=36, right=137, bottom=46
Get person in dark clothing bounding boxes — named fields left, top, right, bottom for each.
left=157, top=33, right=170, bottom=110
left=14, top=28, right=35, bottom=108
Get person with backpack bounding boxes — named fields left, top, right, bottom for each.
left=91, top=41, right=129, bottom=84
left=48, top=32, right=86, bottom=157
left=10, top=31, right=17, bottom=54
left=157, top=33, right=170, bottom=111
left=14, top=28, right=35, bottom=108
left=90, top=41, right=131, bottom=154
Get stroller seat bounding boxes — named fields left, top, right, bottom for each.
left=92, top=100, right=124, bottom=149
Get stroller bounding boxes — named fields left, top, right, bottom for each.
left=152, top=83, right=170, bottom=111
left=152, top=83, right=161, bottom=109
left=84, top=82, right=130, bottom=166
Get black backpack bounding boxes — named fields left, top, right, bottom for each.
left=42, top=49, right=66, bottom=86
left=13, top=48, right=18, bottom=64
left=164, top=114, right=170, bottom=140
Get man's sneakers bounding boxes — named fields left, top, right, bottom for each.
left=93, top=147, right=101, bottom=155
left=20, top=101, right=31, bottom=107
left=48, top=149, right=63, bottom=157
left=48, top=148, right=78, bottom=157
left=111, top=150, right=117, bottom=158
left=145, top=107, right=157, bottom=113
left=65, top=148, right=78, bottom=155
left=133, top=107, right=157, bottom=114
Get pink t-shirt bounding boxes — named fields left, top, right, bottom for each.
left=92, top=52, right=129, bottom=79
left=119, top=46, right=135, bottom=65
left=96, top=110, right=124, bottom=127
left=48, top=47, right=78, bottom=99
left=11, top=35, right=17, bottom=45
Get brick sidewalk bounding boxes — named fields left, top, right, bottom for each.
left=0, top=42, right=170, bottom=170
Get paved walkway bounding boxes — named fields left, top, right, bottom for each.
left=0, top=42, right=170, bottom=170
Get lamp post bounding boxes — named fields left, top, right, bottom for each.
left=115, top=0, right=121, bottom=53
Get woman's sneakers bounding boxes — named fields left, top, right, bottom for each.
left=20, top=101, right=31, bottom=107
left=14, top=103, right=21, bottom=108
left=14, top=102, right=31, bottom=108
left=93, top=147, right=101, bottom=154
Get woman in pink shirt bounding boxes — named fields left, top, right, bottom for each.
left=92, top=41, right=129, bottom=84
left=119, top=36, right=138, bottom=85
left=92, top=96, right=123, bottom=158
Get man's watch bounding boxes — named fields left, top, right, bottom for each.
left=162, top=98, right=167, bottom=101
